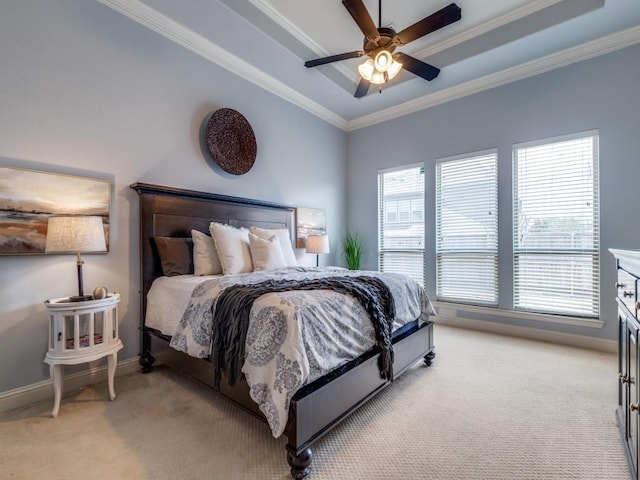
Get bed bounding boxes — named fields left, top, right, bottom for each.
left=131, top=182, right=436, bottom=478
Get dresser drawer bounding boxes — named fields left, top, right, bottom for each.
left=617, top=269, right=639, bottom=316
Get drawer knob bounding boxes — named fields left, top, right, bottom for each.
left=623, top=290, right=634, bottom=298
left=620, top=373, right=630, bottom=384
left=636, top=301, right=640, bottom=310
left=616, top=282, right=625, bottom=288
left=631, top=403, right=639, bottom=412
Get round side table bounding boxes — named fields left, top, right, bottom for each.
left=44, top=293, right=123, bottom=417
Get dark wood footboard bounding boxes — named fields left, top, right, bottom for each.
left=286, top=320, right=433, bottom=455
left=143, top=320, right=433, bottom=479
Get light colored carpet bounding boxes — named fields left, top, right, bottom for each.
left=0, top=325, right=629, bottom=480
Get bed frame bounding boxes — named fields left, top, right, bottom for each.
left=131, top=182, right=435, bottom=478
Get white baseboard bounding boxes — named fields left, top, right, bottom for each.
left=431, top=301, right=604, bottom=329
left=0, top=357, right=140, bottom=414
left=434, top=315, right=616, bottom=353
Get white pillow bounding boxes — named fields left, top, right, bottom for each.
left=249, top=226, right=297, bottom=267
left=248, top=233, right=287, bottom=271
left=191, top=229, right=222, bottom=275
left=209, top=222, right=253, bottom=275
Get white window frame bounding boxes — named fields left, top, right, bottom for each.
left=435, top=149, right=498, bottom=305
left=512, top=130, right=600, bottom=317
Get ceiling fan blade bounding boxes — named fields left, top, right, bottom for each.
left=342, top=0, right=379, bottom=39
left=305, top=51, right=365, bottom=68
left=394, top=52, right=440, bottom=81
left=397, top=3, right=461, bottom=45
left=354, top=78, right=370, bottom=98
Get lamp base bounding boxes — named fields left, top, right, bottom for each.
left=67, top=294, right=94, bottom=302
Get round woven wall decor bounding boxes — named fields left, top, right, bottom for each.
left=205, top=108, right=257, bottom=175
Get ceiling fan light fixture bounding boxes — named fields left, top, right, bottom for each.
left=370, top=69, right=386, bottom=85
left=358, top=53, right=402, bottom=84
left=373, top=50, right=392, bottom=72
left=387, top=59, right=402, bottom=80
left=357, top=58, right=375, bottom=80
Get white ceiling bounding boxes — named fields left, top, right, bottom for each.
left=100, top=0, right=640, bottom=130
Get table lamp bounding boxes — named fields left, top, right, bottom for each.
left=45, top=216, right=107, bottom=301
left=306, top=234, right=330, bottom=267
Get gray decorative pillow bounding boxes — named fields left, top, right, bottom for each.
left=154, top=237, right=194, bottom=276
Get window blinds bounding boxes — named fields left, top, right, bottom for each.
left=513, top=132, right=599, bottom=317
left=436, top=151, right=498, bottom=304
left=378, top=165, right=425, bottom=286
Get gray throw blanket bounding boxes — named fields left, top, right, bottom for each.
left=212, top=275, right=396, bottom=386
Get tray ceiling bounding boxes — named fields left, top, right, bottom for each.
left=100, top=0, right=640, bottom=130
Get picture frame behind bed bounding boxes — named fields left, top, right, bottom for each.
left=131, top=182, right=435, bottom=479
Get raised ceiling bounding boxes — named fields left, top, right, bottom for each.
left=100, top=0, right=640, bottom=130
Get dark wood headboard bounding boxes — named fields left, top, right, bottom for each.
left=130, top=183, right=295, bottom=325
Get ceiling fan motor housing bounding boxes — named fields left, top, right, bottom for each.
left=363, top=27, right=398, bottom=57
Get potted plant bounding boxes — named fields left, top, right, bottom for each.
left=342, top=232, right=363, bottom=270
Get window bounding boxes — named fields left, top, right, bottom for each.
left=398, top=200, right=411, bottom=223
left=411, top=199, right=423, bottom=222
left=378, top=165, right=425, bottom=286
left=513, top=131, right=599, bottom=317
left=436, top=151, right=498, bottom=304
left=385, top=202, right=398, bottom=224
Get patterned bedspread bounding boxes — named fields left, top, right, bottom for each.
left=169, top=267, right=435, bottom=437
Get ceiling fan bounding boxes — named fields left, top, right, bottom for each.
left=304, top=0, right=462, bottom=98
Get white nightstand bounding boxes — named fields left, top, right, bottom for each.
left=44, top=293, right=123, bottom=417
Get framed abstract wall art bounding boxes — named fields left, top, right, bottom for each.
left=0, top=166, right=110, bottom=255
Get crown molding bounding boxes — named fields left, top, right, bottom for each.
left=97, top=0, right=349, bottom=130
left=249, top=0, right=322, bottom=52
left=97, top=0, right=640, bottom=133
left=347, top=24, right=640, bottom=131
left=411, top=0, right=564, bottom=61
left=249, top=0, right=358, bottom=83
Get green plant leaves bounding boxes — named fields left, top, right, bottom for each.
left=342, top=232, right=363, bottom=270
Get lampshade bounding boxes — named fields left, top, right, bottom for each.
left=45, top=216, right=106, bottom=254
left=306, top=235, right=330, bottom=255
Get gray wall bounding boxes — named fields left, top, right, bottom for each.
left=1, top=1, right=637, bottom=397
left=346, top=43, right=640, bottom=341
left=0, top=1, right=346, bottom=393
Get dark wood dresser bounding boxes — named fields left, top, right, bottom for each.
left=612, top=249, right=640, bottom=479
